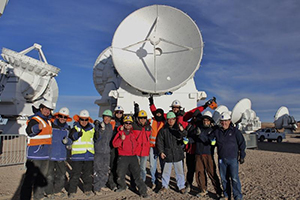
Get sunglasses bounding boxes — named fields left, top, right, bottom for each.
left=79, top=118, right=89, bottom=122
left=139, top=117, right=147, bottom=120
left=58, top=114, right=68, bottom=119
left=124, top=122, right=132, bottom=125
left=115, top=111, right=123, bottom=114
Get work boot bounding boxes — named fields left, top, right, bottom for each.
left=196, top=190, right=208, bottom=197
left=115, top=187, right=126, bottom=193
left=68, top=193, right=76, bottom=198
left=141, top=193, right=150, bottom=198
left=84, top=191, right=94, bottom=197
left=159, top=187, right=167, bottom=194
left=180, top=187, right=188, bottom=194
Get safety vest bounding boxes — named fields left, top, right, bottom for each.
left=110, top=120, right=116, bottom=130
left=27, top=116, right=52, bottom=146
left=150, top=120, right=164, bottom=147
left=71, top=126, right=95, bottom=155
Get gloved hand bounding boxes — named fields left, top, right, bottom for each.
left=211, top=138, right=216, bottom=146
left=177, top=110, right=185, bottom=116
left=101, top=122, right=105, bottom=131
left=134, top=102, right=139, bottom=109
left=196, top=127, right=201, bottom=135
left=62, top=137, right=69, bottom=144
left=94, top=120, right=101, bottom=132
left=148, top=95, right=154, bottom=105
left=204, top=97, right=216, bottom=108
left=239, top=158, right=245, bottom=164
left=183, top=137, right=189, bottom=145
left=69, top=128, right=77, bottom=141
left=77, top=128, right=83, bottom=138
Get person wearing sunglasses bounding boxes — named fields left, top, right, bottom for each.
left=131, top=106, right=151, bottom=189
left=68, top=110, right=95, bottom=198
left=93, top=109, right=114, bottom=195
left=107, top=105, right=124, bottom=190
left=43, top=107, right=72, bottom=198
left=112, top=115, right=149, bottom=198
left=156, top=112, right=188, bottom=194
left=22, top=101, right=54, bottom=200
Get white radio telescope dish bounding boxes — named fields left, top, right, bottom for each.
left=111, top=5, right=203, bottom=94
left=274, top=106, right=297, bottom=133
left=231, top=98, right=251, bottom=124
left=274, top=106, right=289, bottom=121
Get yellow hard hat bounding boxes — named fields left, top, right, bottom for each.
left=138, top=110, right=147, bottom=118
left=123, top=115, right=133, bottom=123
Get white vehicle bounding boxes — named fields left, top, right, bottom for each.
left=256, top=128, right=285, bottom=143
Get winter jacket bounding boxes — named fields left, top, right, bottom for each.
left=110, top=117, right=123, bottom=147
left=49, top=119, right=71, bottom=161
left=150, top=104, right=188, bottom=128
left=69, top=122, right=95, bottom=161
left=94, top=123, right=113, bottom=154
left=132, top=120, right=151, bottom=157
left=156, top=123, right=187, bottom=163
left=26, top=111, right=52, bottom=160
left=112, top=129, right=138, bottom=156
left=193, top=126, right=215, bottom=155
left=208, top=125, right=246, bottom=159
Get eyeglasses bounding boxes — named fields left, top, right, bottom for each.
left=79, top=118, right=89, bottom=122
left=58, top=114, right=68, bottom=119
left=124, top=122, right=132, bottom=125
left=139, top=117, right=147, bottom=120
left=115, top=111, right=123, bottom=114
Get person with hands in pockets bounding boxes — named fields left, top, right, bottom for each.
left=67, top=110, right=95, bottom=198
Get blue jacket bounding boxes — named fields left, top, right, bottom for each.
left=192, top=126, right=215, bottom=155
left=26, top=111, right=52, bottom=160
left=210, top=125, right=246, bottom=160
left=49, top=119, right=71, bottom=161
left=69, top=121, right=95, bottom=161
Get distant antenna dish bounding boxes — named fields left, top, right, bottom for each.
left=111, top=5, right=203, bottom=94
left=212, top=105, right=229, bottom=124
left=231, top=98, right=251, bottom=124
left=274, top=106, right=289, bottom=121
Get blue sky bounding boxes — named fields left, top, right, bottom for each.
left=1, top=0, right=299, bottom=122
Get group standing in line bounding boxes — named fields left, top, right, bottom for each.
left=21, top=96, right=246, bottom=200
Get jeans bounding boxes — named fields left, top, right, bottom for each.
left=162, top=160, right=185, bottom=190
left=137, top=156, right=148, bottom=181
left=149, top=147, right=165, bottom=184
left=219, top=158, right=243, bottom=200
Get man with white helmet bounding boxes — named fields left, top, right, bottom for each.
left=21, top=101, right=54, bottom=199
left=68, top=110, right=95, bottom=198
left=203, top=111, right=246, bottom=200
left=44, top=107, right=72, bottom=198
left=107, top=105, right=124, bottom=190
left=93, top=109, right=114, bottom=195
left=192, top=112, right=222, bottom=198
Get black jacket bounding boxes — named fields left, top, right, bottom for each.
left=94, top=123, right=114, bottom=154
left=156, top=123, right=187, bottom=163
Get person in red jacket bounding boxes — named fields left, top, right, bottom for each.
left=112, top=116, right=149, bottom=198
left=131, top=109, right=151, bottom=187
left=148, top=96, right=188, bottom=128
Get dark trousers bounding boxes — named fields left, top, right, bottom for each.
left=116, top=156, right=147, bottom=195
left=68, top=160, right=93, bottom=194
left=186, top=153, right=196, bottom=185
left=44, top=161, right=66, bottom=195
left=94, top=153, right=110, bottom=191
left=107, top=148, right=118, bottom=189
left=195, top=154, right=222, bottom=195
left=20, top=160, right=49, bottom=200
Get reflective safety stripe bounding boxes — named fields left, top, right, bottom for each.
left=71, top=126, right=95, bottom=155
left=34, top=116, right=46, bottom=127
left=72, top=148, right=94, bottom=151
left=27, top=115, right=52, bottom=146
left=30, top=134, right=52, bottom=139
left=73, top=141, right=93, bottom=145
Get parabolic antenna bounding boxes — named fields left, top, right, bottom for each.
left=111, top=5, right=203, bottom=94
left=274, top=106, right=289, bottom=121
left=231, top=98, right=251, bottom=124
left=212, top=105, right=229, bottom=124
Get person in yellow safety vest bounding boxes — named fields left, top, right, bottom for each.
left=67, top=110, right=95, bottom=198
left=21, top=101, right=54, bottom=200
left=149, top=108, right=166, bottom=190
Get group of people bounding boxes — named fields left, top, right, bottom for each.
left=21, top=96, right=246, bottom=200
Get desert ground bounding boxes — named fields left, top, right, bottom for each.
left=1, top=134, right=300, bottom=200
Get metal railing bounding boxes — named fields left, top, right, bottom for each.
left=0, top=134, right=27, bottom=167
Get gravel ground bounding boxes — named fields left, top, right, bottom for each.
left=1, top=135, right=300, bottom=200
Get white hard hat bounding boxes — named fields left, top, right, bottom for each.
left=41, top=101, right=54, bottom=110
left=171, top=100, right=181, bottom=107
left=79, top=110, right=90, bottom=118
left=203, top=111, right=212, bottom=118
left=114, top=105, right=124, bottom=111
left=58, top=107, right=69, bottom=116
left=220, top=111, right=231, bottom=121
